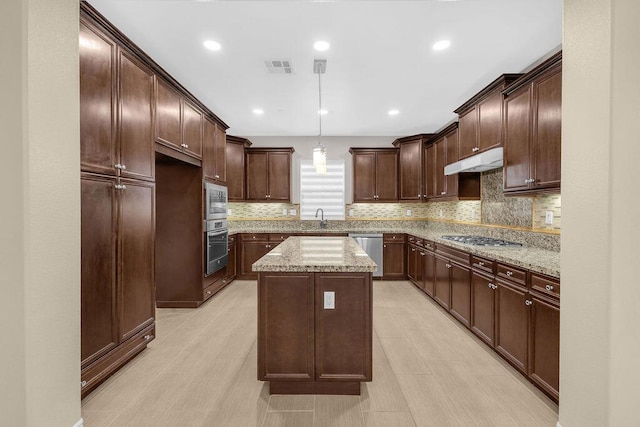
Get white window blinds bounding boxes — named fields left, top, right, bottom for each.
left=300, top=160, right=345, bottom=220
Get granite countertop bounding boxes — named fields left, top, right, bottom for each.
left=232, top=226, right=560, bottom=278
left=252, top=236, right=378, bottom=273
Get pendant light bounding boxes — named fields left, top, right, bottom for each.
left=313, top=59, right=327, bottom=175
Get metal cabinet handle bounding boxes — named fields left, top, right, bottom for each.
left=81, top=380, right=87, bottom=388
left=420, top=252, right=425, bottom=256
left=478, top=261, right=485, bottom=266
left=506, top=271, right=513, bottom=277
left=184, top=144, right=189, bottom=149
left=545, top=285, right=554, bottom=291
left=215, top=174, right=220, bottom=179
left=384, top=244, right=387, bottom=248
left=446, top=263, right=451, bottom=268
left=392, top=236, right=396, bottom=239
left=441, top=191, right=446, bottom=195
left=144, top=334, right=154, bottom=340
left=207, top=291, right=211, bottom=295
left=525, top=300, right=533, bottom=306
left=411, top=248, right=416, bottom=252
left=121, top=164, right=126, bottom=170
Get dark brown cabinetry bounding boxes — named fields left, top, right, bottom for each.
left=203, top=118, right=227, bottom=183
left=434, top=245, right=471, bottom=325
left=426, top=124, right=480, bottom=201
left=392, top=135, right=432, bottom=201
left=382, top=234, right=405, bottom=279
left=182, top=100, right=203, bottom=158
left=503, top=52, right=562, bottom=194
left=246, top=148, right=294, bottom=202
left=470, top=256, right=497, bottom=347
left=226, top=135, right=252, bottom=201
left=238, top=233, right=272, bottom=280
left=225, top=235, right=237, bottom=282
left=454, top=74, right=522, bottom=159
left=258, top=271, right=372, bottom=394
left=350, top=148, right=398, bottom=202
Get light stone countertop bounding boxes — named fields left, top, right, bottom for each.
left=252, top=236, right=377, bottom=273
left=232, top=226, right=560, bottom=278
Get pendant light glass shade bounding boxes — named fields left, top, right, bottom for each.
left=313, top=59, right=328, bottom=175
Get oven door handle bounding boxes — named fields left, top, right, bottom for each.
left=208, top=229, right=228, bottom=238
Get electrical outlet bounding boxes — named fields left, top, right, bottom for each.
left=349, top=209, right=354, bottom=217
left=282, top=208, right=288, bottom=216
left=471, top=209, right=476, bottom=220
left=439, top=209, right=444, bottom=218
left=323, top=291, right=335, bottom=309
left=545, top=210, right=554, bottom=225
left=406, top=209, right=412, bottom=216
left=289, top=209, right=297, bottom=216
left=227, top=209, right=232, bottom=216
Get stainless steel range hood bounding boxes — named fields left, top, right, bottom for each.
left=444, top=147, right=503, bottom=175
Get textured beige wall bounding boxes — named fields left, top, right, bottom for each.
left=561, top=0, right=640, bottom=425
left=0, top=0, right=81, bottom=426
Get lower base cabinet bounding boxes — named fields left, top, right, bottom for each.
left=258, top=271, right=372, bottom=394
left=470, top=271, right=496, bottom=347
left=449, top=262, right=471, bottom=327
left=529, top=292, right=560, bottom=400
left=434, top=256, right=451, bottom=310
left=382, top=239, right=406, bottom=279
left=495, top=279, right=529, bottom=373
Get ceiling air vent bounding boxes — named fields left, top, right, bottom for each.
left=264, top=60, right=294, bottom=74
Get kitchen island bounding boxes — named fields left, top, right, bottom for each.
left=253, top=236, right=376, bottom=395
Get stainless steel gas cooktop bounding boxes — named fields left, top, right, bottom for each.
left=441, top=235, right=523, bottom=247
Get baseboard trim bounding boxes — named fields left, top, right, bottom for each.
left=73, top=418, right=83, bottom=427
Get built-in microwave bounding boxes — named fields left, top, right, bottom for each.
left=205, top=182, right=227, bottom=220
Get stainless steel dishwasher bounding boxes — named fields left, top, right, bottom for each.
left=349, top=233, right=383, bottom=278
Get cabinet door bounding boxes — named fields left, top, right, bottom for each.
left=258, top=273, right=314, bottom=381
left=434, top=139, right=446, bottom=197
left=267, top=152, right=291, bottom=201
left=202, top=117, right=216, bottom=180
left=246, top=151, right=269, bottom=201
left=458, top=107, right=477, bottom=159
left=240, top=241, right=271, bottom=279
left=382, top=242, right=405, bottom=279
left=444, top=128, right=459, bottom=197
left=532, top=67, right=562, bottom=190
left=154, top=80, right=182, bottom=148
left=471, top=271, right=495, bottom=346
left=118, top=179, right=155, bottom=342
left=226, top=141, right=246, bottom=201
left=434, top=256, right=451, bottom=310
left=407, top=245, right=418, bottom=283
left=495, top=280, right=528, bottom=372
left=118, top=49, right=154, bottom=181
left=529, top=293, right=560, bottom=400
left=449, top=262, right=471, bottom=327
left=226, top=242, right=236, bottom=281
left=477, top=90, right=503, bottom=152
left=81, top=175, right=118, bottom=366
left=315, top=273, right=372, bottom=381
left=422, top=250, right=435, bottom=297
left=182, top=101, right=203, bottom=158
left=398, top=140, right=422, bottom=201
left=376, top=151, right=399, bottom=201
left=353, top=152, right=376, bottom=202
left=424, top=144, right=436, bottom=199
left=80, top=20, right=117, bottom=176
left=503, top=85, right=532, bottom=192
left=214, top=123, right=227, bottom=183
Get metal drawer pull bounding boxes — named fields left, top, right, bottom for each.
left=506, top=271, right=513, bottom=277
left=525, top=300, right=532, bottom=306
left=81, top=380, right=87, bottom=388
left=215, top=174, right=220, bottom=179
left=478, top=261, right=485, bottom=266
left=546, top=285, right=554, bottom=291
left=441, top=191, right=446, bottom=195
left=144, top=334, right=153, bottom=340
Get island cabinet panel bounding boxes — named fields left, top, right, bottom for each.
left=118, top=49, right=155, bottom=182
left=80, top=20, right=117, bottom=176
left=315, top=273, right=372, bottom=382
left=470, top=271, right=496, bottom=347
left=258, top=273, right=315, bottom=381
left=495, top=278, right=529, bottom=373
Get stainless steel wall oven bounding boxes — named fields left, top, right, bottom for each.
left=205, top=182, right=228, bottom=276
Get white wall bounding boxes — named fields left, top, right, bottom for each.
left=561, top=0, right=640, bottom=425
left=0, top=0, right=81, bottom=426
left=242, top=135, right=399, bottom=203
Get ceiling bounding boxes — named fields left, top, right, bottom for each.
left=87, top=0, right=562, bottom=137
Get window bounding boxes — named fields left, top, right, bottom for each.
left=299, top=160, right=345, bottom=220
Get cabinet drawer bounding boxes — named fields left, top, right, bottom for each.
left=407, top=235, right=416, bottom=244
left=496, top=263, right=527, bottom=286
left=414, top=238, right=424, bottom=247
left=269, top=233, right=292, bottom=242
left=383, top=233, right=406, bottom=243
left=531, top=273, right=560, bottom=299
left=436, top=245, right=470, bottom=266
left=240, top=233, right=269, bottom=242
left=228, top=234, right=237, bottom=244
left=471, top=256, right=495, bottom=274
left=423, top=240, right=435, bottom=252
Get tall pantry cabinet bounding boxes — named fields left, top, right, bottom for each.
left=80, top=8, right=156, bottom=397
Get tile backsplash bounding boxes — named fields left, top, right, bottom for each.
left=228, top=167, right=560, bottom=233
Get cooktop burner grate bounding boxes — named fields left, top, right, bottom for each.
left=441, top=235, right=523, bottom=247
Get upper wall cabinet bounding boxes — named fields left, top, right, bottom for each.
left=454, top=74, right=522, bottom=160
left=226, top=135, right=252, bottom=201
left=503, top=52, right=562, bottom=194
left=350, top=148, right=399, bottom=203
left=392, top=135, right=433, bottom=202
left=246, top=148, right=294, bottom=202
left=80, top=20, right=155, bottom=182
left=203, top=117, right=227, bottom=183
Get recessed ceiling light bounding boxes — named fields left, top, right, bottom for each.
left=432, top=40, right=451, bottom=51
left=318, top=109, right=328, bottom=115
left=203, top=40, right=221, bottom=51
left=252, top=109, right=264, bottom=115
left=388, top=109, right=400, bottom=116
left=314, top=41, right=330, bottom=52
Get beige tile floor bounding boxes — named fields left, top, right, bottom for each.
left=82, top=280, right=558, bottom=426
